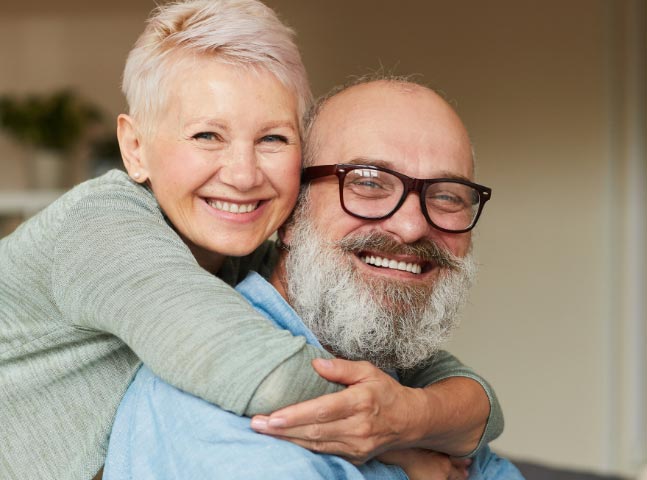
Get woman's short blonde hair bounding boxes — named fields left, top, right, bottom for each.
left=122, top=0, right=311, bottom=137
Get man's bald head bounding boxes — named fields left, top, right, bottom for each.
left=303, top=78, right=474, bottom=176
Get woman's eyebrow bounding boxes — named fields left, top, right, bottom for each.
left=259, top=120, right=298, bottom=133
left=183, top=117, right=229, bottom=131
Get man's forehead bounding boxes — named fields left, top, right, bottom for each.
left=336, top=157, right=473, bottom=183
left=311, top=81, right=474, bottom=177
left=316, top=81, right=452, bottom=126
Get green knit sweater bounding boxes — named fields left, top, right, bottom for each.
left=0, top=170, right=502, bottom=479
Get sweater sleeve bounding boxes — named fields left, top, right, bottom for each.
left=398, top=350, right=504, bottom=455
left=50, top=181, right=337, bottom=415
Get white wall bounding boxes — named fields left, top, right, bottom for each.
left=1, top=0, right=645, bottom=476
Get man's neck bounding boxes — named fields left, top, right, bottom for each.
left=268, top=253, right=337, bottom=356
left=269, top=253, right=290, bottom=302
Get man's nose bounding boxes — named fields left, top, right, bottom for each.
left=217, top=144, right=264, bottom=191
left=379, top=193, right=431, bottom=244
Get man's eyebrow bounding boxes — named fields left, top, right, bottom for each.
left=431, top=171, right=473, bottom=182
left=345, top=158, right=393, bottom=169
left=345, top=157, right=473, bottom=182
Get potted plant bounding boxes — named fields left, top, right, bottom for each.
left=0, top=89, right=103, bottom=189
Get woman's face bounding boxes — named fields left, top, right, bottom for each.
left=138, top=59, right=301, bottom=271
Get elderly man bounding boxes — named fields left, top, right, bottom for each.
left=104, top=79, right=523, bottom=480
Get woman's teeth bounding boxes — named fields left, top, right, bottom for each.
left=207, top=200, right=259, bottom=214
left=361, top=255, right=422, bottom=274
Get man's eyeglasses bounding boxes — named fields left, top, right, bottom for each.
left=301, top=164, right=492, bottom=234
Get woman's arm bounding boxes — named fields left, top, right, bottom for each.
left=51, top=176, right=339, bottom=415
left=251, top=354, right=502, bottom=460
left=398, top=350, right=504, bottom=455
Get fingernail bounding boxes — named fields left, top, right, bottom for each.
left=250, top=418, right=267, bottom=430
left=268, top=417, right=287, bottom=427
left=315, top=359, right=333, bottom=369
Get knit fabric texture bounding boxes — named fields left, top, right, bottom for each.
left=0, top=170, right=331, bottom=479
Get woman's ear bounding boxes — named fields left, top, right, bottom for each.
left=117, top=114, right=149, bottom=183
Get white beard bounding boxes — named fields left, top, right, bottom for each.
left=284, top=201, right=477, bottom=370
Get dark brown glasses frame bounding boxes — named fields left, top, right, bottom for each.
left=301, top=163, right=492, bottom=234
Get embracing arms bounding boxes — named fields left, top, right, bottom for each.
left=53, top=173, right=501, bottom=461
left=251, top=354, right=502, bottom=463
left=51, top=175, right=340, bottom=414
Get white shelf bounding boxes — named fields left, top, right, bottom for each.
left=0, top=190, right=64, bottom=217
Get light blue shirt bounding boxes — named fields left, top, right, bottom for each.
left=104, top=272, right=407, bottom=480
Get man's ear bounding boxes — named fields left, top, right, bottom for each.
left=117, top=114, right=149, bottom=183
left=277, top=223, right=293, bottom=249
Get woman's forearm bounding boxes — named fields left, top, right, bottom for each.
left=245, top=345, right=342, bottom=415
left=405, top=377, right=491, bottom=456
left=51, top=178, right=340, bottom=415
left=398, top=350, right=504, bottom=455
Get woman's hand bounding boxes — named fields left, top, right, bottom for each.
left=250, top=358, right=425, bottom=463
left=251, top=356, right=491, bottom=461
left=378, top=449, right=471, bottom=480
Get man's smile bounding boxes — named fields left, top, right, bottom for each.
left=360, top=253, right=423, bottom=274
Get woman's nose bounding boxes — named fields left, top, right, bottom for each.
left=217, top=144, right=264, bottom=191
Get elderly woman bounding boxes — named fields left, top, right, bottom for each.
left=0, top=1, right=501, bottom=479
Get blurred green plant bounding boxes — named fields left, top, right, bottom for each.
left=0, top=89, right=103, bottom=153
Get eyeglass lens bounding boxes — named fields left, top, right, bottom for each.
left=342, top=167, right=480, bottom=231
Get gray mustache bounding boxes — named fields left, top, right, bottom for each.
left=336, top=231, right=460, bottom=270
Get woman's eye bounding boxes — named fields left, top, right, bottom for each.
left=260, top=134, right=288, bottom=144
left=192, top=132, right=219, bottom=141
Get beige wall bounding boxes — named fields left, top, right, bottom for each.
left=1, top=0, right=645, bottom=476
left=0, top=5, right=150, bottom=187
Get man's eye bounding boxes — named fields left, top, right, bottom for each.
left=431, top=192, right=461, bottom=203
left=349, top=179, right=384, bottom=189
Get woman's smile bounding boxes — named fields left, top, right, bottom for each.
left=205, top=198, right=260, bottom=214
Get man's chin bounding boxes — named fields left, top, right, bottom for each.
left=284, top=215, right=473, bottom=371
left=360, top=272, right=437, bottom=312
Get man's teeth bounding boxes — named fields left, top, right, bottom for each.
left=361, top=255, right=422, bottom=274
left=207, top=200, right=258, bottom=213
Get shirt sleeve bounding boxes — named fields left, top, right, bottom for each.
left=397, top=350, right=504, bottom=456
left=51, top=183, right=338, bottom=415
left=105, top=366, right=404, bottom=480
